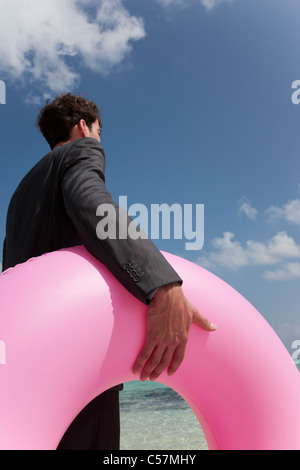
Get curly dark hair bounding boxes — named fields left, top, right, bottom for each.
left=36, top=93, right=102, bottom=149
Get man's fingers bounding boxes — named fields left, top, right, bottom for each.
left=132, top=341, right=156, bottom=376
left=133, top=342, right=183, bottom=382
left=167, top=343, right=186, bottom=376
left=138, top=345, right=167, bottom=382
left=148, top=345, right=176, bottom=381
left=132, top=287, right=217, bottom=383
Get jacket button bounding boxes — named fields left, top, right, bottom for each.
left=123, top=263, right=131, bottom=273
left=133, top=274, right=141, bottom=282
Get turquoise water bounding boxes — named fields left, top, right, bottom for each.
left=120, top=380, right=207, bottom=450
left=119, top=363, right=300, bottom=450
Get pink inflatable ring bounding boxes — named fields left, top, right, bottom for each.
left=0, top=246, right=300, bottom=450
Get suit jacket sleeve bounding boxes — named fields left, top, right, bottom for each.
left=60, top=138, right=182, bottom=304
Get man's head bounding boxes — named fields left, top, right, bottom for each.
left=36, top=93, right=102, bottom=150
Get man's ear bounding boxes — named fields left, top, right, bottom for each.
left=77, top=119, right=89, bottom=137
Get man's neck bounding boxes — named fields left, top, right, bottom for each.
left=53, top=139, right=72, bottom=149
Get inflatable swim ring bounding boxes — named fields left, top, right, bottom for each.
left=0, top=246, right=300, bottom=450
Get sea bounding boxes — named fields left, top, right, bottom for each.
left=119, top=362, right=300, bottom=450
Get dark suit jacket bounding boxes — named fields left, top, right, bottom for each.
left=2, top=138, right=182, bottom=304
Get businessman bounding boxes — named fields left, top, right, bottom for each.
left=2, top=93, right=216, bottom=450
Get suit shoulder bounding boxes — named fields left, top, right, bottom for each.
left=60, top=138, right=106, bottom=181
left=64, top=138, right=105, bottom=156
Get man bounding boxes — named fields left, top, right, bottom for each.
left=2, top=93, right=216, bottom=450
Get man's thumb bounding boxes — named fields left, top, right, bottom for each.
left=192, top=309, right=217, bottom=331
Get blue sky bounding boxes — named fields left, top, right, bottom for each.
left=0, top=0, right=300, bottom=352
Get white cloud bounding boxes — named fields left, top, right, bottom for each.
left=198, top=231, right=300, bottom=271
left=199, top=190, right=300, bottom=281
left=266, top=199, right=300, bottom=226
left=156, top=0, right=234, bottom=11
left=201, top=0, right=233, bottom=9
left=156, top=0, right=186, bottom=7
left=0, top=0, right=145, bottom=97
left=238, top=198, right=258, bottom=220
left=263, top=262, right=300, bottom=281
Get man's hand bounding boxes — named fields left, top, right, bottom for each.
left=132, top=283, right=217, bottom=382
